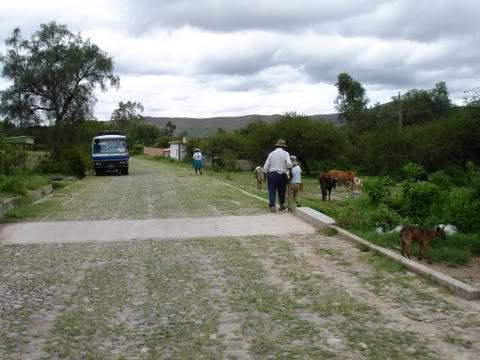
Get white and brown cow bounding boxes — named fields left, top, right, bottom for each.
left=254, top=166, right=264, bottom=189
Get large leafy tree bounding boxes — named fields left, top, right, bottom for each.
left=0, top=22, right=119, bottom=155
left=111, top=101, right=144, bottom=130
left=161, top=121, right=177, bottom=137
left=110, top=101, right=161, bottom=146
left=334, top=72, right=369, bottom=124
left=274, top=112, right=349, bottom=174
left=390, top=81, right=452, bottom=127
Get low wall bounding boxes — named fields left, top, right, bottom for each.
left=143, top=147, right=169, bottom=157
left=235, top=160, right=259, bottom=171
left=0, top=184, right=54, bottom=218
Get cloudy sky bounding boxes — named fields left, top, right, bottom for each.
left=0, top=0, right=479, bottom=119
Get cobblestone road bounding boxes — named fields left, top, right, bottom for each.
left=1, top=158, right=479, bottom=359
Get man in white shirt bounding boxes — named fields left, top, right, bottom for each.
left=263, top=139, right=292, bottom=212
left=193, top=148, right=203, bottom=175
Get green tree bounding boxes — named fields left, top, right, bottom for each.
left=127, top=122, right=160, bottom=146
left=391, top=81, right=452, bottom=127
left=435, top=114, right=480, bottom=174
left=0, top=22, right=119, bottom=156
left=274, top=112, right=349, bottom=174
left=431, top=81, right=452, bottom=112
left=334, top=72, right=369, bottom=126
left=111, top=101, right=144, bottom=131
left=160, top=121, right=176, bottom=137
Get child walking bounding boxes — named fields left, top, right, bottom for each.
left=287, top=155, right=302, bottom=212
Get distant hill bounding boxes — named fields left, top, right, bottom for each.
left=144, top=113, right=342, bottom=137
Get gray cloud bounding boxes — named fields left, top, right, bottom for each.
left=1, top=0, right=480, bottom=118
left=125, top=0, right=384, bottom=33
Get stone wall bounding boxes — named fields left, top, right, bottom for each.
left=143, top=147, right=169, bottom=157
left=0, top=184, right=54, bottom=218
left=235, top=160, right=259, bottom=171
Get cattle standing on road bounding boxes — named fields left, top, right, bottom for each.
left=254, top=166, right=264, bottom=190
left=319, top=173, right=337, bottom=201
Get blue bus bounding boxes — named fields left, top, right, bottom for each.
left=92, top=133, right=129, bottom=175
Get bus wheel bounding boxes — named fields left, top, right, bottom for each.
left=96, top=170, right=103, bottom=176
left=124, top=168, right=129, bottom=175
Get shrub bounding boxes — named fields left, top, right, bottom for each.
left=429, top=170, right=453, bottom=190
left=362, top=177, right=391, bottom=205
left=131, top=144, right=144, bottom=155
left=211, top=163, right=222, bottom=172
left=36, top=149, right=89, bottom=178
left=429, top=189, right=480, bottom=233
left=0, top=143, right=16, bottom=176
left=401, top=162, right=424, bottom=182
left=400, top=181, right=441, bottom=224
left=61, top=148, right=90, bottom=178
left=469, top=172, right=480, bottom=200
left=0, top=175, right=27, bottom=196
left=368, top=204, right=406, bottom=230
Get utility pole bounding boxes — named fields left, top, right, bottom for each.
left=398, top=92, right=403, bottom=130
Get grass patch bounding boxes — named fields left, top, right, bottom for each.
left=1, top=198, right=56, bottom=222
left=356, top=244, right=371, bottom=252
left=238, top=236, right=436, bottom=359
left=0, top=173, right=50, bottom=197
left=317, top=227, right=338, bottom=237
left=204, top=237, right=333, bottom=358
left=355, top=230, right=478, bottom=266
left=364, top=252, right=404, bottom=273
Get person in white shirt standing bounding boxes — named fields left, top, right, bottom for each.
left=287, top=155, right=302, bottom=212
left=193, top=148, right=203, bottom=175
left=263, top=139, right=292, bottom=212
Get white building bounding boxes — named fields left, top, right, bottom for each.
left=169, top=141, right=187, bottom=161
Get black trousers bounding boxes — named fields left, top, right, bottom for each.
left=267, top=172, right=288, bottom=207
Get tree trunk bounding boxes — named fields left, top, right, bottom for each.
left=52, top=115, right=63, bottom=159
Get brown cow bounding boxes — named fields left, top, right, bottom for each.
left=319, top=173, right=337, bottom=201
left=326, top=169, right=356, bottom=192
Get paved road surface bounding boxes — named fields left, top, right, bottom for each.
left=1, top=157, right=479, bottom=359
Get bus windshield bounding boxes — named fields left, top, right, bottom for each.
left=93, top=138, right=127, bottom=155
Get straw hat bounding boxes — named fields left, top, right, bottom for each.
left=274, top=139, right=288, bottom=147
left=290, top=155, right=298, bottom=165
left=194, top=148, right=201, bottom=151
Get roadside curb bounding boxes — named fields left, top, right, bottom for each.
left=294, top=207, right=480, bottom=300
left=0, top=185, right=54, bottom=219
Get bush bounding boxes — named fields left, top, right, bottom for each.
left=362, top=176, right=392, bottom=205
left=401, top=162, right=424, bottom=182
left=368, top=204, right=406, bottom=230
left=131, top=144, right=144, bottom=155
left=0, top=175, right=27, bottom=196
left=62, top=148, right=90, bottom=178
left=400, top=181, right=441, bottom=224
left=0, top=142, right=16, bottom=176
left=211, top=163, right=222, bottom=172
left=36, top=148, right=89, bottom=178
left=469, top=172, right=480, bottom=200
left=429, top=170, right=453, bottom=190
left=429, top=189, right=480, bottom=233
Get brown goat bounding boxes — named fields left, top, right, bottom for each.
left=400, top=226, right=446, bottom=264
